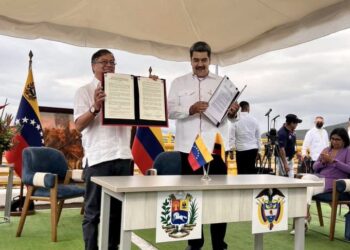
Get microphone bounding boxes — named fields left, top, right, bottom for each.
left=265, top=108, right=272, bottom=116
left=272, top=115, right=280, bottom=121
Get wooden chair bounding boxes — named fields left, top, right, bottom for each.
left=16, top=147, right=85, bottom=242
left=312, top=179, right=350, bottom=240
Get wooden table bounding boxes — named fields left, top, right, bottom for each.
left=92, top=174, right=322, bottom=250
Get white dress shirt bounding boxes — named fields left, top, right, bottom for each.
left=229, top=112, right=261, bottom=151
left=74, top=77, right=132, bottom=167
left=168, top=72, right=232, bottom=153
left=301, top=127, right=329, bottom=161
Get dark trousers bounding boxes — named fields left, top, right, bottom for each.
left=82, top=159, right=132, bottom=250
left=180, top=152, right=228, bottom=250
left=236, top=149, right=258, bottom=175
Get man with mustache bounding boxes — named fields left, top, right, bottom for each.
left=74, top=49, right=133, bottom=250
left=301, top=116, right=329, bottom=171
left=168, top=41, right=239, bottom=250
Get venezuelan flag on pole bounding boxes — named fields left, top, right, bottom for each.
left=132, top=127, right=165, bottom=175
left=5, top=51, right=44, bottom=177
left=213, top=132, right=225, bottom=163
left=188, top=135, right=213, bottom=171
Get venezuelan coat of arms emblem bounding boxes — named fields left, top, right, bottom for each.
left=160, top=192, right=199, bottom=238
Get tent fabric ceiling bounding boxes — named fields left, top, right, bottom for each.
left=0, top=0, right=350, bottom=66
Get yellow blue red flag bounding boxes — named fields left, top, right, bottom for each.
left=5, top=52, right=44, bottom=177
left=132, top=127, right=165, bottom=175
left=188, top=135, right=213, bottom=171
left=213, top=132, right=225, bottom=163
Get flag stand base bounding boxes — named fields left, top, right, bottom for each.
left=10, top=183, right=36, bottom=216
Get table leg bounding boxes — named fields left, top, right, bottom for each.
left=4, top=165, right=14, bottom=222
left=119, top=196, right=131, bottom=250
left=254, top=233, right=263, bottom=250
left=294, top=217, right=305, bottom=250
left=99, top=188, right=111, bottom=250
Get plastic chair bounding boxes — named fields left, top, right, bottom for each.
left=16, top=147, right=85, bottom=242
left=312, top=179, right=350, bottom=240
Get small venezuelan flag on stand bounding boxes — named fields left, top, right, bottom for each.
left=188, top=135, right=213, bottom=171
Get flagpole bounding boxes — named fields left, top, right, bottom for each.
left=0, top=98, right=8, bottom=120
left=29, top=50, right=33, bottom=69
left=14, top=50, right=35, bottom=216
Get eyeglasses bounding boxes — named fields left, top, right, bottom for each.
left=330, top=137, right=342, bottom=141
left=94, top=60, right=117, bottom=66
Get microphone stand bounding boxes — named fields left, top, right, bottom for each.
left=264, top=109, right=272, bottom=139
left=271, top=115, right=280, bottom=129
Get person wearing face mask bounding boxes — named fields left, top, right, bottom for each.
left=301, top=116, right=329, bottom=172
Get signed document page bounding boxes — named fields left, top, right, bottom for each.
left=138, top=77, right=166, bottom=121
left=203, top=76, right=239, bottom=126
left=104, top=73, right=135, bottom=120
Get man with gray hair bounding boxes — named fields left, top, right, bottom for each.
left=301, top=116, right=329, bottom=171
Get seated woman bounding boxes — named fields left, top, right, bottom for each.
left=301, top=127, right=350, bottom=227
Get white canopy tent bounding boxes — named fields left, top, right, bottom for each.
left=1, top=0, right=350, bottom=66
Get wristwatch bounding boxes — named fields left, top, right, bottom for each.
left=89, top=106, right=100, bottom=116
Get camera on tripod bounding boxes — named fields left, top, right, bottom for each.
left=256, top=110, right=281, bottom=175
left=266, top=128, right=278, bottom=145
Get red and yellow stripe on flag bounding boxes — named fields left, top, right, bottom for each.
left=132, top=127, right=165, bottom=175
left=188, top=135, right=213, bottom=171
left=5, top=53, right=44, bottom=177
left=213, top=132, right=225, bottom=163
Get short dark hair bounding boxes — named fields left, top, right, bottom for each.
left=239, top=101, right=249, bottom=111
left=330, top=127, right=350, bottom=148
left=190, top=41, right=211, bottom=58
left=91, top=49, right=113, bottom=64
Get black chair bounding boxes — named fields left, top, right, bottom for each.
left=16, top=147, right=85, bottom=242
left=312, top=179, right=350, bottom=240
left=152, top=151, right=181, bottom=175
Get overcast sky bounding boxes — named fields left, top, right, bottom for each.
left=1, top=28, right=350, bottom=134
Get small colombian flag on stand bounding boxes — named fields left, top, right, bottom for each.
left=213, top=132, right=225, bottom=163
left=188, top=135, right=213, bottom=171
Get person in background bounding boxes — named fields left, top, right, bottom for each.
left=347, top=117, right=350, bottom=138
left=301, top=116, right=329, bottom=172
left=168, top=41, right=239, bottom=250
left=229, top=101, right=261, bottom=174
left=277, top=114, right=302, bottom=178
left=297, top=127, right=350, bottom=232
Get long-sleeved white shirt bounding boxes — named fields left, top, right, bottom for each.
left=74, top=77, right=132, bottom=167
left=168, top=72, right=232, bottom=153
left=301, top=127, right=329, bottom=161
left=229, top=112, right=261, bottom=151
